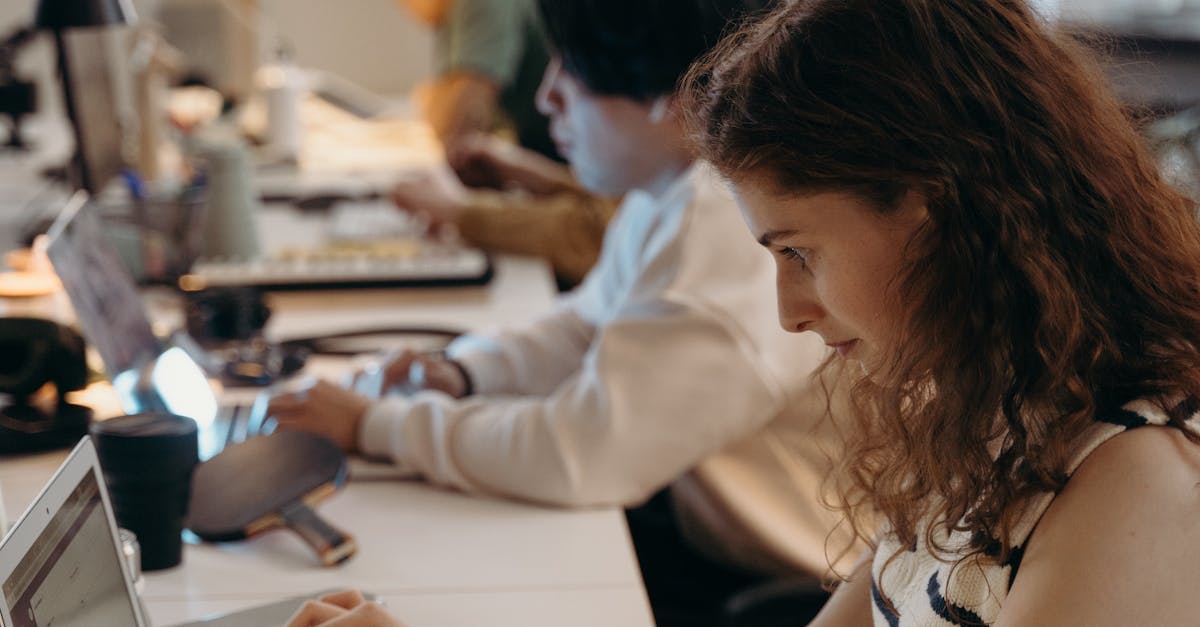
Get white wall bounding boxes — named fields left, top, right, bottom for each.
left=260, top=0, right=433, bottom=95
left=1060, top=0, right=1200, bottom=21
left=0, top=0, right=433, bottom=106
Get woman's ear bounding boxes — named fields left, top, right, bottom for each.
left=898, top=189, right=931, bottom=225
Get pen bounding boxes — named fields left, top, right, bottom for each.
left=122, top=168, right=165, bottom=280
left=121, top=168, right=146, bottom=201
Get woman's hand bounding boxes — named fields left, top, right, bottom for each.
left=285, top=590, right=404, bottom=627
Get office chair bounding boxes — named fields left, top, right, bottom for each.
left=721, top=576, right=830, bottom=627
left=1144, top=105, right=1200, bottom=208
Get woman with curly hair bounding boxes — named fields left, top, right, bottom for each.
left=684, top=0, right=1200, bottom=624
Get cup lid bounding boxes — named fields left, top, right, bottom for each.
left=91, top=413, right=199, bottom=465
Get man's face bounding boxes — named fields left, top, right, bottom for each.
left=535, top=57, right=668, bottom=196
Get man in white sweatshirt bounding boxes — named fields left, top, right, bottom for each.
left=270, top=0, right=853, bottom=624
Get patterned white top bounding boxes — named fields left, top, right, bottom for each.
left=870, top=396, right=1200, bottom=626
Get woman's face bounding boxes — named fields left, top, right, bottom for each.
left=731, top=177, right=928, bottom=372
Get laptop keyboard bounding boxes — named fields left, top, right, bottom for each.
left=203, top=400, right=264, bottom=460
left=219, top=403, right=248, bottom=448
left=211, top=396, right=414, bottom=481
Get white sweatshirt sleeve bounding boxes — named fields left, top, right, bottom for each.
left=357, top=294, right=785, bottom=508
left=440, top=301, right=597, bottom=397
left=438, top=208, right=624, bottom=398
left=357, top=167, right=798, bottom=508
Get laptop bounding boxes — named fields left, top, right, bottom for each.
left=44, top=192, right=257, bottom=460
left=43, top=191, right=409, bottom=482
left=0, top=437, right=355, bottom=627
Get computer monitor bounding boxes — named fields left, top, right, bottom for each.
left=58, top=25, right=136, bottom=194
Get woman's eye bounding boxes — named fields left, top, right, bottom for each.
left=778, top=247, right=810, bottom=269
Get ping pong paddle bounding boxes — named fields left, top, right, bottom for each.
left=186, top=431, right=357, bottom=566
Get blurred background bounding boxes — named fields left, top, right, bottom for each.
left=0, top=0, right=434, bottom=119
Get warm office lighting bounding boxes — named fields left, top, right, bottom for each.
left=34, top=0, right=135, bottom=30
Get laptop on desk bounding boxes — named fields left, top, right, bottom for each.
left=0, top=437, right=364, bottom=627
left=43, top=191, right=410, bottom=480
left=44, top=192, right=254, bottom=460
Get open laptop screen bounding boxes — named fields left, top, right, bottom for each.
left=0, top=450, right=141, bottom=627
left=0, top=440, right=370, bottom=626
left=45, top=192, right=159, bottom=378
left=45, top=192, right=224, bottom=457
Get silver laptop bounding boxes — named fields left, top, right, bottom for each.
left=41, top=191, right=409, bottom=481
left=0, top=437, right=351, bottom=626
left=44, top=192, right=259, bottom=460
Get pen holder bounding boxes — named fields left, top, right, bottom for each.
left=100, top=183, right=208, bottom=284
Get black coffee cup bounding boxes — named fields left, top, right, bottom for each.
left=91, top=413, right=198, bottom=571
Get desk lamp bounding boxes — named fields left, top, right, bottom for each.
left=34, top=0, right=136, bottom=190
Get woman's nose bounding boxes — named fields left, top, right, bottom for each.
left=777, top=277, right=823, bottom=333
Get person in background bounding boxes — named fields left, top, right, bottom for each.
left=396, top=0, right=552, bottom=158
left=681, top=0, right=1200, bottom=624
left=389, top=131, right=617, bottom=288
left=271, top=0, right=859, bottom=624
left=394, top=0, right=614, bottom=288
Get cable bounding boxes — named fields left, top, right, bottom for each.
left=279, top=326, right=463, bottom=357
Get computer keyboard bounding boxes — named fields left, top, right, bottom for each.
left=328, top=200, right=417, bottom=240
left=180, top=201, right=493, bottom=291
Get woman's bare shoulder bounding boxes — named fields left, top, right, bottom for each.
left=997, top=426, right=1200, bottom=626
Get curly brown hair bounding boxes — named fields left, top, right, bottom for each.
left=681, top=0, right=1200, bottom=570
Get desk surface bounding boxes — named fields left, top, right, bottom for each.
left=0, top=450, right=653, bottom=627
left=1, top=101, right=654, bottom=627
left=0, top=256, right=654, bottom=626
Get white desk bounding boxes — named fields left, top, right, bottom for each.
left=0, top=451, right=654, bottom=627
left=0, top=257, right=656, bottom=627
left=145, top=483, right=653, bottom=627
left=1, top=99, right=655, bottom=627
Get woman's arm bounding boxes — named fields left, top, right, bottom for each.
left=997, top=426, right=1200, bottom=626
left=809, top=557, right=875, bottom=627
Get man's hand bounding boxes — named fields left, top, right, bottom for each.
left=349, top=350, right=470, bottom=399
left=447, top=133, right=577, bottom=194
left=267, top=380, right=371, bottom=453
left=419, top=73, right=501, bottom=146
left=286, top=590, right=404, bottom=627
left=389, top=167, right=470, bottom=232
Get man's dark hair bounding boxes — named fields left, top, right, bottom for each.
left=536, top=0, right=772, bottom=101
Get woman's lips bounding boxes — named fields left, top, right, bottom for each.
left=828, top=339, right=860, bottom=357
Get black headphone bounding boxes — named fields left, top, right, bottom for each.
left=0, top=317, right=88, bottom=399
left=0, top=317, right=92, bottom=454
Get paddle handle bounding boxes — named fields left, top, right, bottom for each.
left=279, top=500, right=358, bottom=566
